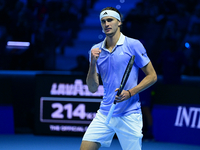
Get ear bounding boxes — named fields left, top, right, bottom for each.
left=118, top=21, right=122, bottom=26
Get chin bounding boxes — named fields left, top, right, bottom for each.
left=105, top=32, right=114, bottom=36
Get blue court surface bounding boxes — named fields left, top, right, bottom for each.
left=0, top=134, right=200, bottom=150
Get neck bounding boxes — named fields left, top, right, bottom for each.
left=106, top=30, right=121, bottom=49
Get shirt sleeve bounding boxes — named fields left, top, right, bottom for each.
left=131, top=39, right=150, bottom=68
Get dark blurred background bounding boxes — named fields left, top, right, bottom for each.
left=0, top=0, right=199, bottom=75
left=0, top=0, right=200, bottom=145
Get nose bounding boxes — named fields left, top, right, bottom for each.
left=105, top=21, right=109, bottom=27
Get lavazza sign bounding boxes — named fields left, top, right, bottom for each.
left=50, top=79, right=104, bottom=97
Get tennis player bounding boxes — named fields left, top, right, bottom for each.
left=80, top=7, right=157, bottom=150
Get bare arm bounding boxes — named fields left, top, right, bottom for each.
left=86, top=48, right=101, bottom=93
left=115, top=61, right=157, bottom=102
left=129, top=61, right=157, bottom=96
left=86, top=63, right=99, bottom=93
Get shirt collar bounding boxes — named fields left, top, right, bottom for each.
left=101, top=32, right=125, bottom=50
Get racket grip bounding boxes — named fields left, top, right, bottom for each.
left=105, top=103, right=116, bottom=124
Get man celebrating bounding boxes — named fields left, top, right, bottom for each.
left=80, top=7, right=157, bottom=150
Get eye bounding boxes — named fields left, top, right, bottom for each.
left=101, top=20, right=106, bottom=24
left=107, top=18, right=113, bottom=22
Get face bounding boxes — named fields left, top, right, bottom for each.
left=101, top=16, right=121, bottom=37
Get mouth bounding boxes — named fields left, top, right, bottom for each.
left=105, top=28, right=111, bottom=32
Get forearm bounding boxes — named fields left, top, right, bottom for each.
left=86, top=63, right=99, bottom=93
left=129, top=74, right=157, bottom=96
left=129, top=62, right=157, bottom=96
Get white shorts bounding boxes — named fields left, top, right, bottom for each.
left=82, top=111, right=143, bottom=150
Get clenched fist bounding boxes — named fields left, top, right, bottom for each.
left=91, top=48, right=101, bottom=64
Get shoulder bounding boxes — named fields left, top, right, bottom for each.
left=124, top=36, right=143, bottom=46
left=124, top=36, right=144, bottom=49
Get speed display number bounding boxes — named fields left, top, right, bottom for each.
left=40, top=97, right=101, bottom=124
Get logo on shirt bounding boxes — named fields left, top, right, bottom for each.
left=103, top=12, right=107, bottom=15
left=119, top=51, right=124, bottom=55
left=142, top=52, right=147, bottom=56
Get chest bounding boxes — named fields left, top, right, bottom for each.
left=97, top=45, right=131, bottom=76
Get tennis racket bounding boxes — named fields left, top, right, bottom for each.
left=105, top=55, right=135, bottom=124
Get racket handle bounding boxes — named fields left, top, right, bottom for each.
left=105, top=102, right=116, bottom=124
